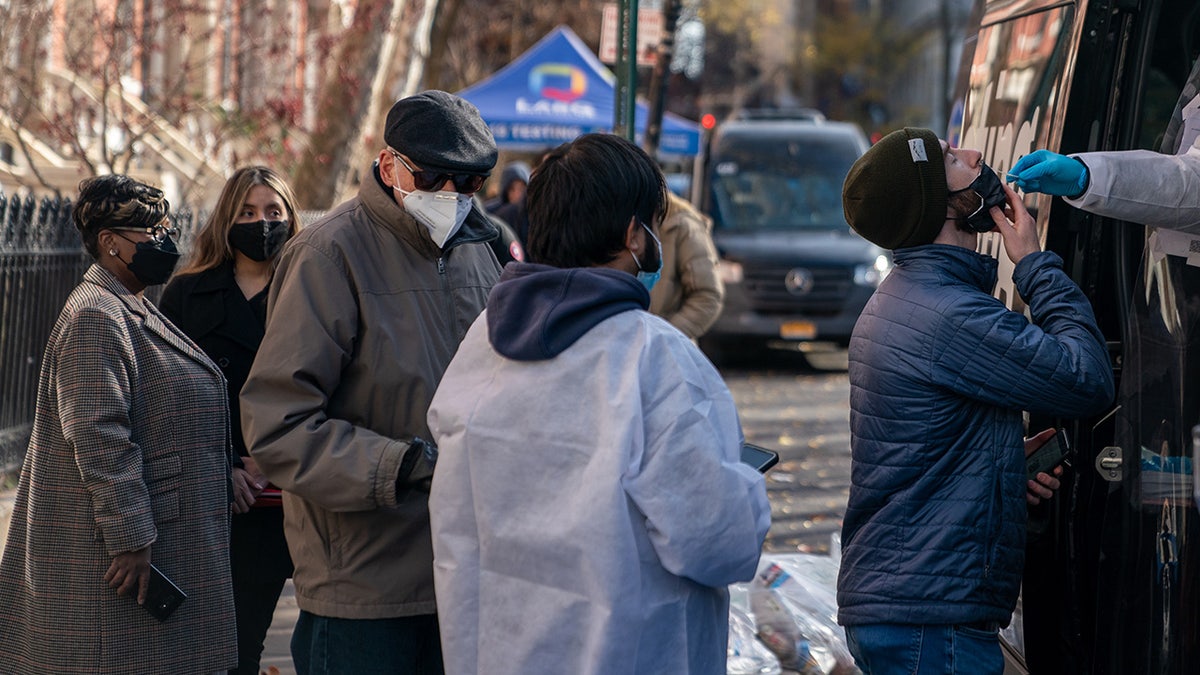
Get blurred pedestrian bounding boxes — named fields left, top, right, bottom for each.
left=0, top=174, right=240, bottom=673
left=240, top=90, right=500, bottom=675
left=485, top=160, right=531, bottom=241
left=648, top=191, right=725, bottom=339
left=476, top=194, right=525, bottom=265
left=428, top=133, right=770, bottom=675
left=837, top=128, right=1114, bottom=674
left=159, top=166, right=300, bottom=675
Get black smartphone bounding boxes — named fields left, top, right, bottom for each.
left=741, top=443, right=780, bottom=473
left=143, top=563, right=187, bottom=622
left=1026, top=428, right=1072, bottom=481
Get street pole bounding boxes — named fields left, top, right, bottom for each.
left=937, top=0, right=952, bottom=135
left=613, top=0, right=638, bottom=141
left=643, top=0, right=682, bottom=157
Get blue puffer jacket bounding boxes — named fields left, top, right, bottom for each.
left=837, top=245, right=1114, bottom=627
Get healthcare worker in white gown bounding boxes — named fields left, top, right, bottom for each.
left=427, top=133, right=771, bottom=675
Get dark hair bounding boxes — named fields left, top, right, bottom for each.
left=526, top=133, right=667, bottom=268
left=73, top=174, right=171, bottom=259
left=947, top=188, right=983, bottom=232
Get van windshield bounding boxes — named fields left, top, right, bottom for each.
left=709, top=135, right=861, bottom=231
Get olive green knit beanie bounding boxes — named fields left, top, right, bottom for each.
left=842, top=127, right=947, bottom=249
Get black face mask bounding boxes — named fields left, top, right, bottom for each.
left=951, top=163, right=1007, bottom=233
left=123, top=236, right=181, bottom=286
left=229, top=219, right=290, bottom=262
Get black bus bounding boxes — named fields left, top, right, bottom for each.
left=952, top=0, right=1200, bottom=673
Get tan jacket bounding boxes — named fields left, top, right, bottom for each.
left=649, top=193, right=725, bottom=339
left=241, top=170, right=500, bottom=619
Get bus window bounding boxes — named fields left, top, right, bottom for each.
left=959, top=3, right=1077, bottom=311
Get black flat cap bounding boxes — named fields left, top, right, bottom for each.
left=384, top=90, right=498, bottom=175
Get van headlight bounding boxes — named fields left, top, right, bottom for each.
left=853, top=254, right=891, bottom=287
left=718, top=259, right=744, bottom=284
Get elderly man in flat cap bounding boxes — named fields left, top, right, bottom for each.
left=835, top=128, right=1113, bottom=674
left=241, top=90, right=500, bottom=674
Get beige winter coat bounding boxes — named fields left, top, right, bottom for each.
left=649, top=193, right=725, bottom=339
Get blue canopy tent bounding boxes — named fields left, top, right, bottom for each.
left=456, top=26, right=701, bottom=156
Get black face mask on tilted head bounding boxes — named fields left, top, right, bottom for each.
left=950, top=163, right=1008, bottom=233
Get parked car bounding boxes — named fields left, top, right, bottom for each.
left=698, top=111, right=882, bottom=367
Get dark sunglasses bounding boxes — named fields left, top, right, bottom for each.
left=391, top=150, right=487, bottom=194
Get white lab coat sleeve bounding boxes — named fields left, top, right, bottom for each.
left=622, top=330, right=770, bottom=588
left=1069, top=137, right=1200, bottom=232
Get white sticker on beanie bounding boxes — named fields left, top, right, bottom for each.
left=908, top=138, right=928, bottom=162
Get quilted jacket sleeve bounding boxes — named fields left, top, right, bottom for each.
left=663, top=208, right=724, bottom=339
left=929, top=251, right=1114, bottom=417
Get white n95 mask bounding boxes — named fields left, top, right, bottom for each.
left=397, top=188, right=473, bottom=248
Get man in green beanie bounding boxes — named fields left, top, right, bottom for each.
left=835, top=128, right=1115, bottom=674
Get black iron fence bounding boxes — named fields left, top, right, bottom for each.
left=1, top=193, right=82, bottom=477
left=0, top=191, right=203, bottom=478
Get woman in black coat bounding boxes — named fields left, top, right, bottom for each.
left=159, top=166, right=301, bottom=675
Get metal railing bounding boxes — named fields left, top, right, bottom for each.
left=0, top=191, right=203, bottom=478
left=0, top=193, right=85, bottom=475
left=0, top=193, right=325, bottom=480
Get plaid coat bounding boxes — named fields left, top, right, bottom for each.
left=0, top=264, right=237, bottom=674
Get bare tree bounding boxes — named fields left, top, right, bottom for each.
left=291, top=0, right=450, bottom=210
left=423, top=1, right=606, bottom=94
left=0, top=0, right=313, bottom=203
left=806, top=6, right=927, bottom=131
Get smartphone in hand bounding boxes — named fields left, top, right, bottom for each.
left=1026, top=428, right=1072, bottom=482
left=143, top=564, right=187, bottom=622
left=741, top=443, right=780, bottom=473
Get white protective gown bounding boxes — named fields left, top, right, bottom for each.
left=1069, top=135, right=1200, bottom=231
left=428, top=307, right=770, bottom=675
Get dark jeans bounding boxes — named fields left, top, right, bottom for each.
left=230, top=507, right=293, bottom=675
left=291, top=611, right=444, bottom=675
left=845, top=623, right=1004, bottom=675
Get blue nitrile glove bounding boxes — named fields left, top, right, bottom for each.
left=1006, top=150, right=1089, bottom=197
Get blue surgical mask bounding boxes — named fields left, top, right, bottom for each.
left=631, top=221, right=662, bottom=291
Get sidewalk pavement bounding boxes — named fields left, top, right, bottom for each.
left=0, top=487, right=12, bottom=564
left=261, top=581, right=298, bottom=675
left=0, top=491, right=807, bottom=675
left=0, top=486, right=298, bottom=675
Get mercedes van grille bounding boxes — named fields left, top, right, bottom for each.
left=743, top=265, right=853, bottom=315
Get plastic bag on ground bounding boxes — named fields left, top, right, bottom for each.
left=735, top=553, right=859, bottom=675
left=727, top=600, right=783, bottom=675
